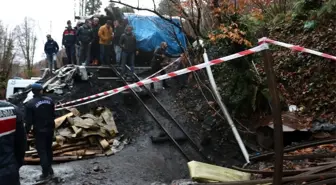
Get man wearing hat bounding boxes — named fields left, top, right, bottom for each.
left=0, top=100, right=27, bottom=185
left=25, top=83, right=56, bottom=181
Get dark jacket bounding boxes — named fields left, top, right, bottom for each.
left=0, top=101, right=26, bottom=177
left=24, top=95, right=55, bottom=134
left=44, top=39, right=59, bottom=55
left=151, top=47, right=179, bottom=67
left=92, top=24, right=100, bottom=44
left=113, top=25, right=124, bottom=46
left=119, top=32, right=137, bottom=52
left=77, top=24, right=93, bottom=44
left=62, top=26, right=76, bottom=46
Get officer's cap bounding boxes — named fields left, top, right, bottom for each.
left=31, top=83, right=43, bottom=90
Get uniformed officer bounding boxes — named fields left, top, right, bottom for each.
left=0, top=100, right=27, bottom=185
left=25, top=83, right=55, bottom=181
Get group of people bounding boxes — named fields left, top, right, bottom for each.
left=0, top=83, right=56, bottom=184
left=0, top=18, right=188, bottom=185
left=44, top=18, right=139, bottom=77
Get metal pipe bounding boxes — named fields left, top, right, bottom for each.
left=125, top=65, right=210, bottom=162
left=203, top=51, right=250, bottom=163
left=110, top=65, right=191, bottom=161
left=97, top=77, right=120, bottom=80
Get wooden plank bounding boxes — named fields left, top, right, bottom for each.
left=99, top=139, right=110, bottom=150
left=295, top=163, right=336, bottom=177
left=55, top=112, right=73, bottom=128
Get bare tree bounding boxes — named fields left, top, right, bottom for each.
left=86, top=0, right=102, bottom=15
left=0, top=21, right=16, bottom=87
left=15, top=17, right=37, bottom=77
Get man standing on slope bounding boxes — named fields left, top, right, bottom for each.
left=44, top=35, right=59, bottom=71
left=25, top=83, right=56, bottom=181
left=98, top=20, right=113, bottom=66
left=77, top=19, right=93, bottom=66
left=0, top=100, right=26, bottom=185
left=91, top=18, right=100, bottom=65
left=62, top=20, right=77, bottom=65
left=120, top=25, right=138, bottom=78
left=113, top=20, right=124, bottom=65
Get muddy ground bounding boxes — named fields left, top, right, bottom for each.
left=19, top=70, right=246, bottom=185
left=20, top=93, right=188, bottom=185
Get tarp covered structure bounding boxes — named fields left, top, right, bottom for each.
left=124, top=14, right=187, bottom=55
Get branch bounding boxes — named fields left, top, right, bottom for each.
left=193, top=0, right=202, bottom=37
left=110, top=0, right=182, bottom=30
left=152, top=0, right=157, bottom=11
left=170, top=0, right=205, bottom=38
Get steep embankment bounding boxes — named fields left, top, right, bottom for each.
left=264, top=19, right=336, bottom=123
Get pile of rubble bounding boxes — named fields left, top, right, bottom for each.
left=25, top=107, right=129, bottom=164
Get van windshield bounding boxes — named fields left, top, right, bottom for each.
left=14, top=87, right=25, bottom=94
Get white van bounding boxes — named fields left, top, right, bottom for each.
left=6, top=79, right=40, bottom=99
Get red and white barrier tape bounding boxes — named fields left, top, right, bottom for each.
left=259, top=37, right=336, bottom=61
left=55, top=44, right=268, bottom=110
left=145, top=57, right=181, bottom=80
left=55, top=58, right=182, bottom=111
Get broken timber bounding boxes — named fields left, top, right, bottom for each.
left=24, top=107, right=127, bottom=164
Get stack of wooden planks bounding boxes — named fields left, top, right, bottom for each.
left=25, top=107, right=125, bottom=164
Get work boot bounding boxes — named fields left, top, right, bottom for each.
left=37, top=174, right=52, bottom=182
left=50, top=168, right=54, bottom=176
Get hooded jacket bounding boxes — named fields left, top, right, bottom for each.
left=44, top=39, right=59, bottom=55
left=119, top=30, right=137, bottom=52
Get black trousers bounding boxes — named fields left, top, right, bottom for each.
left=0, top=164, right=20, bottom=185
left=150, top=64, right=168, bottom=89
left=91, top=41, right=100, bottom=63
left=65, top=45, right=76, bottom=64
left=177, top=62, right=188, bottom=88
left=35, top=132, right=53, bottom=176
left=100, top=45, right=111, bottom=66
left=80, top=43, right=91, bottom=65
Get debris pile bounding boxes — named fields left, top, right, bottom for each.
left=25, top=107, right=129, bottom=164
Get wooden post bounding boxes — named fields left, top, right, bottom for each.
left=262, top=46, right=284, bottom=185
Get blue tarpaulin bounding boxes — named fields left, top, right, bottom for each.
left=124, top=14, right=187, bottom=55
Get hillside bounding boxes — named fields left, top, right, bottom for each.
left=265, top=16, right=336, bottom=123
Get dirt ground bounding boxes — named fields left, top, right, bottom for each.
left=19, top=73, right=246, bottom=185
left=20, top=91, right=190, bottom=185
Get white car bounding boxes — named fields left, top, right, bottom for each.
left=6, top=78, right=41, bottom=100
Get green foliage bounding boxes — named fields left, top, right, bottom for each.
left=204, top=27, right=265, bottom=117
left=239, top=15, right=263, bottom=37
left=85, top=0, right=102, bottom=15
left=292, top=0, right=336, bottom=20
left=317, top=0, right=336, bottom=17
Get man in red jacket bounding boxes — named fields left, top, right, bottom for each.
left=62, top=20, right=77, bottom=65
